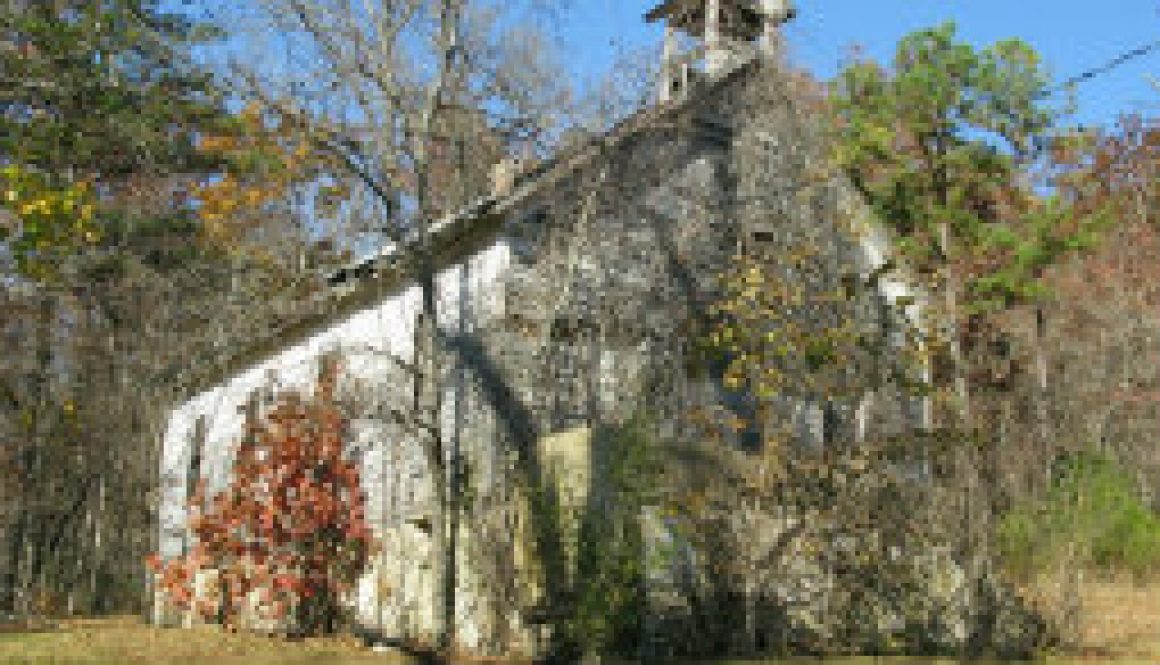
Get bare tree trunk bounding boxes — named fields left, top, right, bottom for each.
left=1033, top=305, right=1051, bottom=493
left=938, top=220, right=969, bottom=426
left=411, top=1, right=463, bottom=652
left=17, top=295, right=56, bottom=617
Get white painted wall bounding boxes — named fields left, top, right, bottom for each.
left=156, top=241, right=511, bottom=623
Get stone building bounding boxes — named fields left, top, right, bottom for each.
left=154, top=0, right=940, bottom=658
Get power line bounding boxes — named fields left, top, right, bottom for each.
left=1039, top=38, right=1160, bottom=99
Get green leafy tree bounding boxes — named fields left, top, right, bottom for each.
left=0, top=0, right=245, bottom=617
left=831, top=23, right=1054, bottom=282
left=0, top=0, right=232, bottom=272
left=1, top=2, right=220, bottom=169
left=829, top=22, right=1105, bottom=421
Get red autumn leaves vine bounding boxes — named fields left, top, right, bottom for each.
left=148, top=363, right=376, bottom=634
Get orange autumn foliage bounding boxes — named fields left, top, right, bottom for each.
left=192, top=102, right=327, bottom=250
left=148, top=363, right=376, bottom=634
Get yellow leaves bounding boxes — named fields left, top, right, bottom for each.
left=865, top=123, right=895, bottom=151
left=726, top=415, right=748, bottom=433
left=191, top=105, right=328, bottom=252
left=243, top=188, right=265, bottom=207
left=1, top=165, right=102, bottom=280
left=704, top=238, right=875, bottom=443
left=194, top=175, right=275, bottom=249
left=681, top=489, right=708, bottom=516
left=239, top=100, right=264, bottom=125
left=197, top=135, right=235, bottom=153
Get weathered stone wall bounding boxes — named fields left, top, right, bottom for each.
left=438, top=62, right=932, bottom=658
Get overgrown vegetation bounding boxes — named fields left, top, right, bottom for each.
left=692, top=18, right=1159, bottom=659
left=149, top=364, right=376, bottom=635
left=999, top=452, right=1160, bottom=580
left=569, top=417, right=661, bottom=658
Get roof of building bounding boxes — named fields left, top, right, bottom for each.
left=167, top=58, right=769, bottom=404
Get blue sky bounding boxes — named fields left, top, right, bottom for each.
left=561, top=0, right=1160, bottom=129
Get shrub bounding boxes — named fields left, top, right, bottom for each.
left=569, top=417, right=661, bottom=657
left=998, top=451, right=1160, bottom=580
left=148, top=364, right=376, bottom=634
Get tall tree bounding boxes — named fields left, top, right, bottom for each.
left=827, top=24, right=1124, bottom=643
left=0, top=0, right=242, bottom=616
left=829, top=22, right=1074, bottom=424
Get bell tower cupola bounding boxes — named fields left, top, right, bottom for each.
left=646, top=0, right=795, bottom=103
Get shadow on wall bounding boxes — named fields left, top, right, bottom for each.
left=441, top=330, right=576, bottom=660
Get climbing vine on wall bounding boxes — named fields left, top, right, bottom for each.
left=148, top=362, right=376, bottom=634
left=570, top=417, right=662, bottom=656
left=703, top=240, right=926, bottom=460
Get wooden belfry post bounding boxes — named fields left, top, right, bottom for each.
left=759, top=0, right=795, bottom=58
left=646, top=0, right=797, bottom=91
left=705, top=0, right=724, bottom=75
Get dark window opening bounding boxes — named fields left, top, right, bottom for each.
left=240, top=389, right=261, bottom=451
left=183, top=415, right=208, bottom=555
left=511, top=209, right=548, bottom=266
left=822, top=401, right=841, bottom=446
left=931, top=345, right=956, bottom=387
left=740, top=426, right=761, bottom=452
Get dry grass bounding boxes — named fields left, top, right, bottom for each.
left=3, top=607, right=1160, bottom=664
left=1018, top=572, right=1160, bottom=662
left=0, top=615, right=408, bottom=665
left=1072, top=577, right=1160, bottom=660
